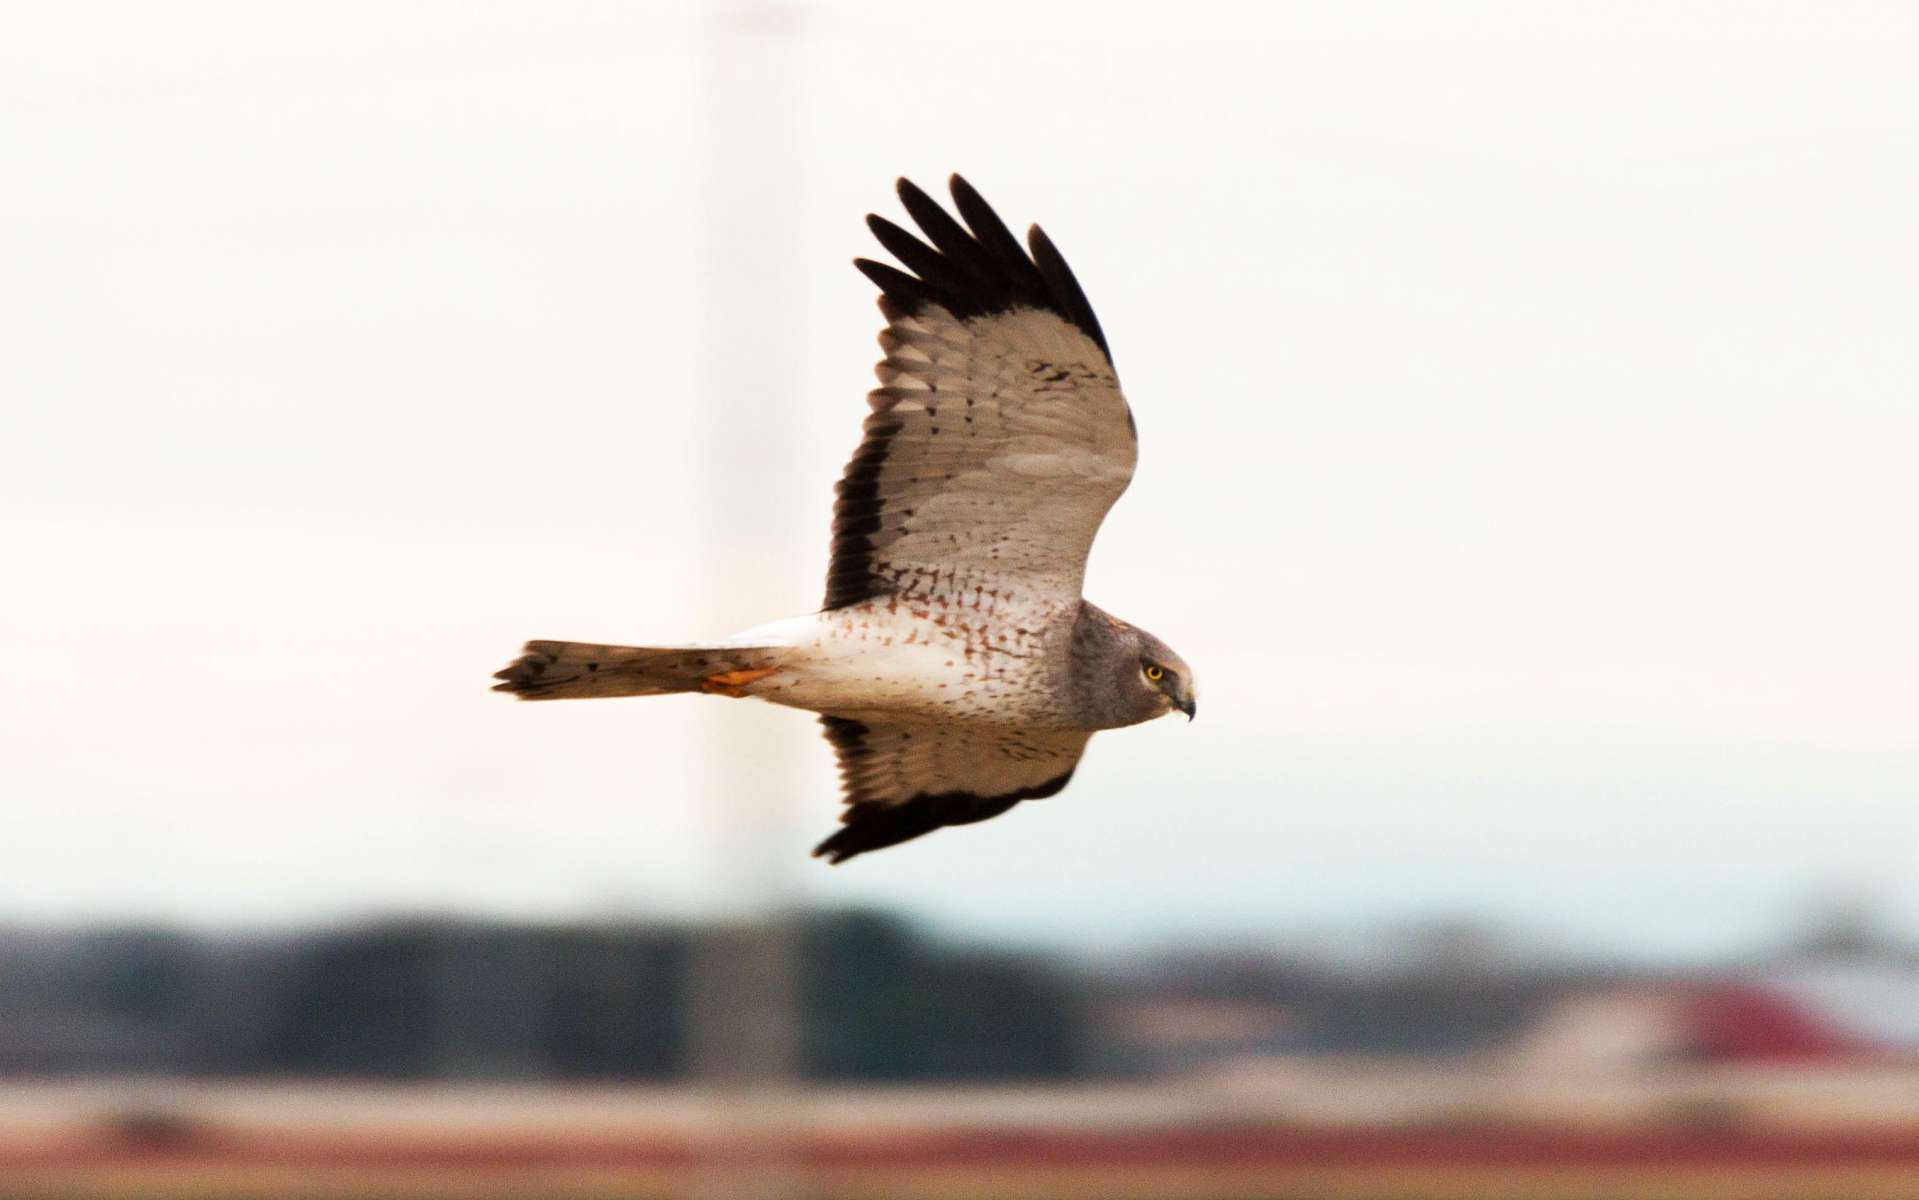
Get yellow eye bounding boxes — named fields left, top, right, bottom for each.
left=1143, top=664, right=1165, bottom=682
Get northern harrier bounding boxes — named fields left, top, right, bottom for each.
left=494, top=175, right=1196, bottom=863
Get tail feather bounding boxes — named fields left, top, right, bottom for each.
left=492, top=640, right=781, bottom=701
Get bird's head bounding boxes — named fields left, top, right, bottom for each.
left=1068, top=603, right=1198, bottom=728
left=1133, top=630, right=1198, bottom=722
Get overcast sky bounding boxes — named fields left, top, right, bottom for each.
left=4, top=1, right=1915, bottom=959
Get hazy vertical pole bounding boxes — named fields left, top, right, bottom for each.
left=689, top=3, right=807, bottom=1198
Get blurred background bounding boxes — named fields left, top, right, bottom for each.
left=3, top=1, right=1916, bottom=1196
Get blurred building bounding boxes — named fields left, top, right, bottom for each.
left=0, top=911, right=1082, bottom=1083
left=10, top=907, right=1919, bottom=1086
left=1513, top=915, right=1919, bottom=1072
left=1090, top=923, right=1596, bottom=1075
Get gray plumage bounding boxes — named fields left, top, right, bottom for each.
left=494, top=175, right=1196, bottom=863
left=1063, top=604, right=1194, bottom=731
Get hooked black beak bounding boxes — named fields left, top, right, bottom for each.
left=1177, top=697, right=1196, bottom=721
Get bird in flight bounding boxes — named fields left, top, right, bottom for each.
left=494, top=175, right=1196, bottom=863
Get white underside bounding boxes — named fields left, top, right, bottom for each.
left=723, top=606, right=1058, bottom=725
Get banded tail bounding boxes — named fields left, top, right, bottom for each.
left=492, top=640, right=783, bottom=701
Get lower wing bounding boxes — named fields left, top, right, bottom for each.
left=813, top=716, right=1091, bottom=863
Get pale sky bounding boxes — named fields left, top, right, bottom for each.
left=3, top=1, right=1916, bottom=960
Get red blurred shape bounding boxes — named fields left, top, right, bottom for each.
left=1683, top=983, right=1874, bottom=1063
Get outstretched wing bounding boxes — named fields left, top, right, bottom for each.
left=813, top=716, right=1091, bottom=864
left=825, top=175, right=1137, bottom=612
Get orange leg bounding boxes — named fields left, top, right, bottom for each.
left=700, top=666, right=782, bottom=698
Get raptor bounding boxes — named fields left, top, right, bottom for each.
left=494, top=175, right=1197, bottom=863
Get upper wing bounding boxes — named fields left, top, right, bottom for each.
left=824, top=175, right=1138, bottom=612
left=812, top=715, right=1091, bottom=864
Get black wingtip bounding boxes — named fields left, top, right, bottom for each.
left=807, top=768, right=1075, bottom=864
left=810, top=825, right=859, bottom=865
left=850, top=173, right=1113, bottom=369
left=810, top=840, right=851, bottom=866
left=1027, top=222, right=1111, bottom=359
left=852, top=256, right=948, bottom=312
